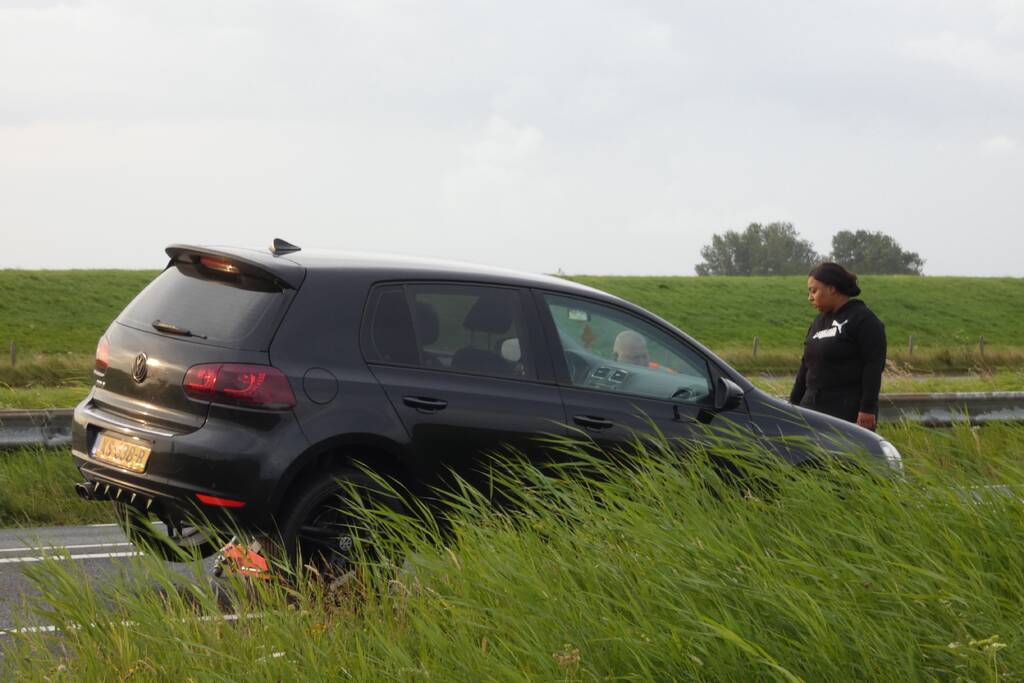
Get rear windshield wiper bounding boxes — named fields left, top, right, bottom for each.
left=152, top=319, right=207, bottom=339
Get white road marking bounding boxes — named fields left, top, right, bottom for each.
left=86, top=523, right=118, bottom=527
left=0, top=613, right=260, bottom=637
left=0, top=624, right=59, bottom=635
left=0, top=551, right=142, bottom=564
left=0, top=543, right=133, bottom=554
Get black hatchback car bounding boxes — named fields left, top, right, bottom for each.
left=72, top=240, right=902, bottom=562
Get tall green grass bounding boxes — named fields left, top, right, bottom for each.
left=5, top=424, right=1024, bottom=680
left=749, top=369, right=1024, bottom=397
left=0, top=381, right=91, bottom=410
left=0, top=354, right=95, bottom=389
left=0, top=447, right=113, bottom=527
left=720, top=345, right=1024, bottom=374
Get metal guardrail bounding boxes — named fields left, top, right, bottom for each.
left=879, top=392, right=1024, bottom=427
left=0, top=393, right=1022, bottom=450
left=0, top=409, right=74, bottom=450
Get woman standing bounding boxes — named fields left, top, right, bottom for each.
left=789, top=263, right=887, bottom=430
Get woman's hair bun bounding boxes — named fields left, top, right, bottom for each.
left=809, top=262, right=860, bottom=296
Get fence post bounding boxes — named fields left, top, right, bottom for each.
left=9, top=341, right=14, bottom=367
left=907, top=335, right=913, bottom=361
left=979, top=336, right=986, bottom=359
left=752, top=336, right=760, bottom=360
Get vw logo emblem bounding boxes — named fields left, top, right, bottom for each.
left=131, top=352, right=149, bottom=383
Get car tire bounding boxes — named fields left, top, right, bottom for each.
left=114, top=502, right=217, bottom=561
left=272, top=467, right=403, bottom=576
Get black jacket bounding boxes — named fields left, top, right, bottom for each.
left=789, top=299, right=886, bottom=414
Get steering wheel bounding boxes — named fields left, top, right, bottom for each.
left=563, top=351, right=590, bottom=385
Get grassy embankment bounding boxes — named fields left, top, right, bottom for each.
left=1, top=271, right=1022, bottom=409
left=4, top=424, right=1024, bottom=680
left=571, top=275, right=1024, bottom=373
left=0, top=269, right=159, bottom=389
left=752, top=368, right=1024, bottom=397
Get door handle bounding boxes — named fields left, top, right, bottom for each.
left=573, top=414, right=614, bottom=431
left=403, top=396, right=448, bottom=413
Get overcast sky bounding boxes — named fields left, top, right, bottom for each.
left=1, top=0, right=1021, bottom=275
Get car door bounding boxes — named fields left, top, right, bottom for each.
left=362, top=282, right=567, bottom=495
left=535, top=290, right=749, bottom=457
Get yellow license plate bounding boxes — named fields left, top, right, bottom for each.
left=92, top=433, right=152, bottom=473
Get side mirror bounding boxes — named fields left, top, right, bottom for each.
left=714, top=377, right=744, bottom=412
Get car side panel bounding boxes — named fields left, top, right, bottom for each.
left=369, top=364, right=568, bottom=493
left=745, top=389, right=885, bottom=465
left=268, top=269, right=416, bottom=503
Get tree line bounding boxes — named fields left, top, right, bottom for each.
left=695, top=223, right=924, bottom=276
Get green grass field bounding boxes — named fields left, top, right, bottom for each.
left=570, top=275, right=1024, bottom=373
left=750, top=368, right=1024, bottom=397
left=5, top=424, right=1024, bottom=680
left=1, top=271, right=1022, bottom=384
left=0, top=270, right=159, bottom=356
left=0, top=447, right=113, bottom=526
left=3, top=369, right=1022, bottom=410
left=0, top=385, right=92, bottom=410
left=569, top=274, right=1024, bottom=351
left=2, top=269, right=1023, bottom=678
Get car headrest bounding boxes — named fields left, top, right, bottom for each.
left=413, top=301, right=439, bottom=345
left=463, top=293, right=515, bottom=334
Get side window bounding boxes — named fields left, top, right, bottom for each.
left=409, top=284, right=533, bottom=379
left=542, top=294, right=712, bottom=404
left=365, top=283, right=534, bottom=379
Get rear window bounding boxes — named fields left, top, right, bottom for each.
left=117, top=263, right=291, bottom=350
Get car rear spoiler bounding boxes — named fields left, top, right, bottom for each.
left=165, top=244, right=306, bottom=289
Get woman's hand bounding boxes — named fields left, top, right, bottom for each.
left=856, top=411, right=877, bottom=431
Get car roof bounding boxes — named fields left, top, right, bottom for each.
left=167, top=242, right=619, bottom=301
left=165, top=241, right=754, bottom=391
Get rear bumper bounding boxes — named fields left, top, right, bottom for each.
left=71, top=395, right=309, bottom=530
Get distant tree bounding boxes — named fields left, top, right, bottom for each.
left=695, top=222, right=823, bottom=276
left=830, top=230, right=924, bottom=275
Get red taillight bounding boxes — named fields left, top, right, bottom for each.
left=195, top=493, right=246, bottom=508
left=95, top=336, right=110, bottom=374
left=183, top=363, right=295, bottom=410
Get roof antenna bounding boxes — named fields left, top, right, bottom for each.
left=270, top=238, right=301, bottom=255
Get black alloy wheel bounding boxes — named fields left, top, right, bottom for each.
left=276, top=468, right=401, bottom=577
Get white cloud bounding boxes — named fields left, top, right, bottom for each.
left=466, top=117, right=543, bottom=166
left=441, top=116, right=545, bottom=200
left=980, top=134, right=1018, bottom=155
left=990, top=0, right=1024, bottom=33
left=0, top=1, right=1023, bottom=275
left=903, top=30, right=1024, bottom=85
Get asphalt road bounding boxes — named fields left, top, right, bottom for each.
left=0, top=523, right=215, bottom=638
